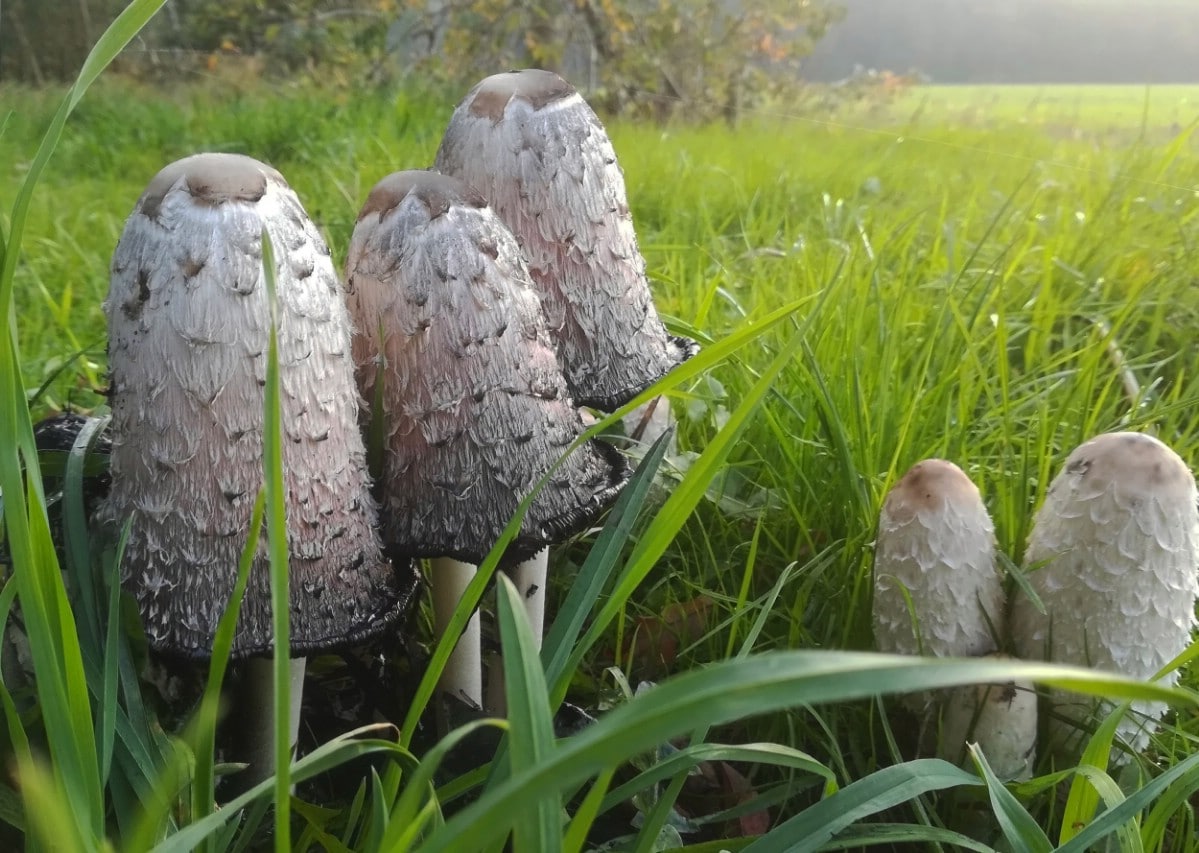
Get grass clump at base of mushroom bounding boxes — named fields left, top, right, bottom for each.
left=7, top=8, right=1199, bottom=852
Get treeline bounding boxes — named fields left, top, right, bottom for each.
left=1, top=0, right=128, bottom=84
left=0, top=0, right=389, bottom=84
left=0, top=0, right=840, bottom=124
left=804, top=0, right=1199, bottom=84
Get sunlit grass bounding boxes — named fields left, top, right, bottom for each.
left=5, top=45, right=1199, bottom=850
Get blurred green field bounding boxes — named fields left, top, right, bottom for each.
left=899, top=83, right=1199, bottom=127
left=6, top=77, right=1199, bottom=847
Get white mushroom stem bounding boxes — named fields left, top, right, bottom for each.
left=938, top=665, right=1037, bottom=782
left=510, top=548, right=549, bottom=642
left=431, top=557, right=484, bottom=716
left=234, top=656, right=307, bottom=789
left=487, top=548, right=550, bottom=714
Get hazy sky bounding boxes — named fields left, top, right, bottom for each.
left=804, top=0, right=1199, bottom=84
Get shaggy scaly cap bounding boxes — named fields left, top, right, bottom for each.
left=98, top=152, right=417, bottom=660
left=873, top=459, right=1004, bottom=661
left=345, top=170, right=629, bottom=565
left=434, top=69, right=697, bottom=411
left=1011, top=431, right=1199, bottom=754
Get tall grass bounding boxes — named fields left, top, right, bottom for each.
left=5, top=5, right=1199, bottom=850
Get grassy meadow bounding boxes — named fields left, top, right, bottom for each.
left=5, top=11, right=1199, bottom=849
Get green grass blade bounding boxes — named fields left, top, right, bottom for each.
left=152, top=728, right=406, bottom=853
left=1068, top=766, right=1140, bottom=853
left=552, top=328, right=807, bottom=708
left=743, top=759, right=982, bottom=853
left=259, top=227, right=292, bottom=847
left=380, top=719, right=498, bottom=849
left=14, top=756, right=92, bottom=851
left=0, top=1, right=167, bottom=845
left=541, top=427, right=672, bottom=692
left=816, top=822, right=994, bottom=851
left=2, top=0, right=167, bottom=294
left=599, top=742, right=832, bottom=816
left=968, top=744, right=1051, bottom=852
left=1140, top=757, right=1199, bottom=849
left=61, top=415, right=109, bottom=640
left=189, top=491, right=266, bottom=853
left=1058, top=751, right=1199, bottom=852
left=420, top=653, right=1192, bottom=853
left=97, top=524, right=123, bottom=787
left=1059, top=699, right=1129, bottom=844
left=725, top=513, right=765, bottom=659
left=363, top=769, right=389, bottom=851
left=496, top=575, right=561, bottom=853
left=341, top=781, right=368, bottom=848
left=0, top=581, right=31, bottom=837
left=563, top=768, right=615, bottom=853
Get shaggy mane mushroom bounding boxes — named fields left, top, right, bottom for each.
left=873, top=459, right=1031, bottom=776
left=1011, top=431, right=1199, bottom=757
left=346, top=170, right=629, bottom=718
left=97, top=152, right=419, bottom=784
left=434, top=68, right=698, bottom=412
left=873, top=459, right=1004, bottom=664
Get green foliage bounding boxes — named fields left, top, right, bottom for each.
left=8, top=4, right=1199, bottom=851
left=397, top=0, right=843, bottom=121
left=168, top=0, right=392, bottom=77
left=0, top=0, right=129, bottom=83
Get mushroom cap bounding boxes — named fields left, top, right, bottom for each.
left=938, top=665, right=1037, bottom=782
left=873, top=459, right=1004, bottom=662
left=345, top=170, right=630, bottom=565
left=97, top=152, right=419, bottom=661
left=1010, top=431, right=1199, bottom=753
left=434, top=69, right=698, bottom=411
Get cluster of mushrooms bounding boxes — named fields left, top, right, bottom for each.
left=60, top=64, right=1198, bottom=797
left=92, top=69, right=696, bottom=782
left=873, top=432, right=1199, bottom=779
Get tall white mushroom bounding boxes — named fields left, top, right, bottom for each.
left=938, top=658, right=1038, bottom=781
left=873, top=459, right=1031, bottom=776
left=96, top=153, right=419, bottom=783
left=345, top=171, right=629, bottom=716
left=873, top=459, right=1005, bottom=666
left=433, top=68, right=698, bottom=413
left=1011, top=431, right=1199, bottom=756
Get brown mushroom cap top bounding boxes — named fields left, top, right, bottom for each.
left=138, top=153, right=285, bottom=220
left=466, top=69, right=578, bottom=121
left=1055, top=431, right=1194, bottom=503
left=346, top=170, right=630, bottom=565
left=357, top=170, right=487, bottom=222
left=99, top=153, right=419, bottom=660
left=881, top=459, right=983, bottom=525
left=873, top=458, right=1002, bottom=664
left=435, top=69, right=698, bottom=412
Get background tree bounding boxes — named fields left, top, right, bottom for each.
left=392, top=0, right=842, bottom=122
left=1, top=0, right=127, bottom=83
left=1, top=0, right=841, bottom=121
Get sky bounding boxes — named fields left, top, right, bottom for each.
left=802, top=0, right=1199, bottom=84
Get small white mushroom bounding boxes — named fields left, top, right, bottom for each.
left=434, top=68, right=698, bottom=412
left=873, top=459, right=1005, bottom=669
left=345, top=171, right=629, bottom=717
left=938, top=661, right=1038, bottom=781
left=97, top=153, right=419, bottom=783
left=1011, top=431, right=1199, bottom=756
